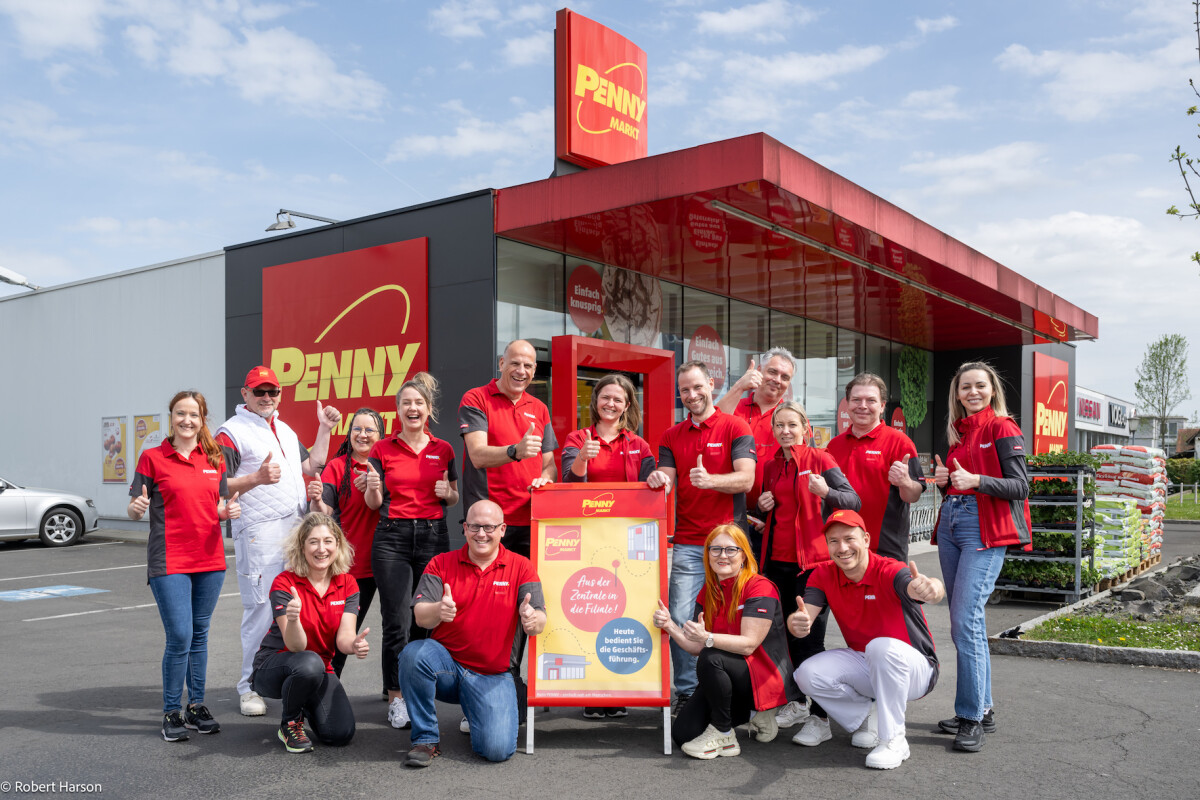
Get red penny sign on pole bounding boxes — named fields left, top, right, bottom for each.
left=567, top=264, right=604, bottom=334
left=687, top=325, right=726, bottom=392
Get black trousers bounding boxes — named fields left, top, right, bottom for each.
left=331, top=576, right=376, bottom=679
left=252, top=650, right=355, bottom=746
left=763, top=559, right=830, bottom=719
left=672, top=648, right=755, bottom=744
left=371, top=518, right=449, bottom=692
left=505, top=525, right=531, bottom=719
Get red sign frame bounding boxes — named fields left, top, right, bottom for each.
left=1033, top=352, right=1070, bottom=454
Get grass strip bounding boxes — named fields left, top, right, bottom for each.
left=1024, top=614, right=1200, bottom=651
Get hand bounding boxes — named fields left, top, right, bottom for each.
left=363, top=462, right=381, bottom=494
left=530, top=475, right=553, bottom=489
left=747, top=514, right=765, bottom=532
left=130, top=485, right=150, bottom=518
left=646, top=470, right=672, bottom=492
left=438, top=585, right=457, bottom=623
left=737, top=357, right=763, bottom=393
left=758, top=490, right=776, bottom=512
left=888, top=459, right=911, bottom=488
left=515, top=422, right=542, bottom=460
left=690, top=454, right=714, bottom=490
left=579, top=429, right=600, bottom=462
left=933, top=455, right=950, bottom=488
left=908, top=561, right=941, bottom=603
left=787, top=597, right=812, bottom=638
left=434, top=470, right=451, bottom=500
left=307, top=478, right=324, bottom=502
left=652, top=599, right=672, bottom=630
left=682, top=611, right=709, bottom=644
left=519, top=593, right=540, bottom=635
left=949, top=458, right=980, bottom=491
left=286, top=586, right=302, bottom=623
left=353, top=627, right=370, bottom=659
left=317, top=400, right=341, bottom=430
left=223, top=492, right=241, bottom=520
left=256, top=452, right=281, bottom=486
left=807, top=473, right=829, bottom=498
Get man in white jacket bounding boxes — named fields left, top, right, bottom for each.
left=216, top=365, right=341, bottom=716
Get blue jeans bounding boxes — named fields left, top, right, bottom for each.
left=398, top=639, right=517, bottom=762
left=936, top=495, right=1005, bottom=722
left=148, top=570, right=226, bottom=713
left=668, top=543, right=706, bottom=697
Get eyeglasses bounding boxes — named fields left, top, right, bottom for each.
left=351, top=426, right=378, bottom=435
left=464, top=523, right=500, bottom=533
left=707, top=546, right=743, bottom=557
left=250, top=388, right=281, bottom=397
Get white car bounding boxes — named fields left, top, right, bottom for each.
left=0, top=476, right=100, bottom=546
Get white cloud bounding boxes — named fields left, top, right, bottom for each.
left=386, top=107, right=553, bottom=160
left=0, top=101, right=87, bottom=148
left=429, top=0, right=502, bottom=38
left=915, top=16, right=957, bottom=35
left=696, top=0, right=817, bottom=42
left=724, top=45, right=887, bottom=88
left=45, top=63, right=76, bottom=91
left=0, top=0, right=108, bottom=57
left=900, top=141, right=1051, bottom=197
left=502, top=30, right=551, bottom=66
left=122, top=23, right=159, bottom=63
left=899, top=86, right=967, bottom=120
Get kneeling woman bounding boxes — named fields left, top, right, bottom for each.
left=654, top=524, right=799, bottom=759
left=251, top=512, right=370, bottom=753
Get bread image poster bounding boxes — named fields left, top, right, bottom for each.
left=134, top=414, right=164, bottom=464
left=530, top=483, right=670, bottom=704
left=101, top=417, right=127, bottom=483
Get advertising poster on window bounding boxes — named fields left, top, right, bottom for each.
left=101, top=417, right=127, bottom=483
left=134, top=414, right=164, bottom=464
left=530, top=483, right=670, bottom=707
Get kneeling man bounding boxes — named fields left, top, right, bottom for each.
left=788, top=509, right=943, bottom=769
left=399, top=500, right=546, bottom=767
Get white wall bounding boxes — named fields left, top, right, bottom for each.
left=0, top=252, right=225, bottom=521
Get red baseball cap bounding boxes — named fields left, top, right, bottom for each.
left=823, top=508, right=868, bottom=534
left=244, top=366, right=280, bottom=388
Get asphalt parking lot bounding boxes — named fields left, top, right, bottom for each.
left=1, top=527, right=1197, bottom=800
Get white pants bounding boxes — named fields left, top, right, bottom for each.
left=233, top=516, right=296, bottom=695
left=794, top=638, right=935, bottom=743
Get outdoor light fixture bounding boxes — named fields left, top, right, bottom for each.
left=0, top=265, right=42, bottom=291
left=265, top=208, right=341, bottom=232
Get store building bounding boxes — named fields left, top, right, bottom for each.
left=1074, top=386, right=1133, bottom=451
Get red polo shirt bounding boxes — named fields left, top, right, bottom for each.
left=658, top=409, right=756, bottom=545
left=319, top=456, right=381, bottom=579
left=255, top=570, right=361, bottom=673
left=414, top=544, right=544, bottom=674
left=560, top=427, right=656, bottom=483
left=368, top=434, right=457, bottom=520
left=804, top=554, right=938, bottom=686
left=826, top=423, right=924, bottom=561
left=459, top=380, right=556, bottom=525
left=130, top=440, right=228, bottom=580
left=733, top=395, right=785, bottom=458
left=758, top=446, right=846, bottom=569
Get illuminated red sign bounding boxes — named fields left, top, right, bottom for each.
left=555, top=9, right=648, bottom=169
left=1033, top=353, right=1070, bottom=454
left=262, top=239, right=429, bottom=451
left=890, top=406, right=907, bottom=433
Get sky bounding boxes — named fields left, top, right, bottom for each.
left=0, top=0, right=1197, bottom=418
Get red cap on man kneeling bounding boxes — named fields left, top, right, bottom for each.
left=823, top=508, right=868, bottom=534
left=244, top=365, right=280, bottom=388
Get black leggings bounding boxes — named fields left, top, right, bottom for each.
left=331, top=576, right=376, bottom=680
left=252, top=651, right=355, bottom=746
left=372, top=518, right=448, bottom=692
left=672, top=648, right=755, bottom=744
left=764, top=560, right=829, bottom=719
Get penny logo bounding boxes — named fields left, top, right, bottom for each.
left=581, top=493, right=616, bottom=516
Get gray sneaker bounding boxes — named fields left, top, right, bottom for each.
left=161, top=711, right=189, bottom=742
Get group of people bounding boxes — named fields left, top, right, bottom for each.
left=128, top=339, right=1029, bottom=771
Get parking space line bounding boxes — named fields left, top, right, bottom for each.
left=0, top=554, right=234, bottom=582
left=22, top=592, right=241, bottom=622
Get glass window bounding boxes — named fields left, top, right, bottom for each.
left=768, top=311, right=805, bottom=403
left=727, top=300, right=769, bottom=399
left=682, top=288, right=729, bottom=422
left=864, top=335, right=891, bottom=396
left=804, top=320, right=837, bottom=446
left=836, top=328, right=863, bottom=405
left=497, top=239, right=565, bottom=357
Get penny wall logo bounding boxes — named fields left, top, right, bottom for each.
left=581, top=492, right=617, bottom=516
left=544, top=525, right=583, bottom=560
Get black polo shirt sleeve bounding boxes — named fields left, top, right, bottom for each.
left=561, top=445, right=582, bottom=482
left=732, top=433, right=756, bottom=463
left=517, top=580, right=546, bottom=612
left=459, top=404, right=488, bottom=436
left=820, top=466, right=861, bottom=520
left=892, top=567, right=919, bottom=602
left=801, top=585, right=829, bottom=611
left=907, top=455, right=927, bottom=492
left=541, top=424, right=557, bottom=452
left=299, top=443, right=311, bottom=462
left=129, top=460, right=166, bottom=538
left=413, top=572, right=444, bottom=606
left=658, top=443, right=677, bottom=470
left=218, top=472, right=230, bottom=498
left=343, top=589, right=361, bottom=618
left=637, top=455, right=656, bottom=481
left=219, top=442, right=241, bottom=474
left=269, top=584, right=294, bottom=619
left=741, top=593, right=779, bottom=620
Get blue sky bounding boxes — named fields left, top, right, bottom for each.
left=0, top=0, right=1196, bottom=416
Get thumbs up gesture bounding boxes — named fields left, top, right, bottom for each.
left=949, top=458, right=980, bottom=491
left=737, top=357, right=763, bottom=393
left=515, top=421, right=541, bottom=460
left=438, top=584, right=457, bottom=623
left=888, top=459, right=911, bottom=487
left=286, top=586, right=302, bottom=623
left=222, top=491, right=242, bottom=521
left=256, top=452, right=281, bottom=486
left=652, top=598, right=672, bottom=630
left=353, top=626, right=370, bottom=659
left=317, top=400, right=341, bottom=430
left=933, top=455, right=950, bottom=488
left=690, top=454, right=714, bottom=490
left=683, top=611, right=709, bottom=644
left=519, top=592, right=540, bottom=634
left=308, top=477, right=324, bottom=501
left=807, top=472, right=829, bottom=498
left=907, top=560, right=941, bottom=603
left=359, top=462, right=381, bottom=494
left=434, top=469, right=451, bottom=500
left=788, top=597, right=813, bottom=638
left=580, top=428, right=601, bottom=462
left=130, top=484, right=150, bottom=518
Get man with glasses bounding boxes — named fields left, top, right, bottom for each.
left=399, top=500, right=546, bottom=767
left=216, top=365, right=341, bottom=716
left=716, top=347, right=798, bottom=460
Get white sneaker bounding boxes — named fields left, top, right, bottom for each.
left=865, top=735, right=910, bottom=769
left=239, top=691, right=266, bottom=717
left=775, top=699, right=810, bottom=728
left=681, top=724, right=741, bottom=759
left=388, top=697, right=411, bottom=730
left=748, top=707, right=779, bottom=742
left=459, top=716, right=470, bottom=734
left=851, top=704, right=879, bottom=749
left=791, top=716, right=831, bottom=746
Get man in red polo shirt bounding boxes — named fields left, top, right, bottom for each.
left=788, top=509, right=944, bottom=770
left=657, top=360, right=756, bottom=712
left=826, top=373, right=925, bottom=563
left=399, top=500, right=546, bottom=767
left=715, top=347, right=797, bottom=460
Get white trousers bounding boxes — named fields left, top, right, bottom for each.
left=794, top=637, right=935, bottom=743
left=233, top=516, right=296, bottom=695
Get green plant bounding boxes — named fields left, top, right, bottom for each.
left=897, top=346, right=928, bottom=431
left=1166, top=458, right=1200, bottom=485
left=1026, top=451, right=1103, bottom=470
left=1026, top=614, right=1200, bottom=651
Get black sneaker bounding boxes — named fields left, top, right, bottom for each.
left=953, top=718, right=985, bottom=752
left=606, top=707, right=628, bottom=718
left=184, top=704, right=220, bottom=734
left=583, top=707, right=606, bottom=719
left=278, top=719, right=314, bottom=754
left=161, top=711, right=189, bottom=742
left=405, top=742, right=441, bottom=767
left=671, top=693, right=691, bottom=717
left=938, top=709, right=996, bottom=735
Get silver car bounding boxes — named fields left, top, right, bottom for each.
left=0, top=476, right=100, bottom=546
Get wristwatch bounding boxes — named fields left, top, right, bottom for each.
left=704, top=635, right=714, bottom=649
left=506, top=444, right=519, bottom=461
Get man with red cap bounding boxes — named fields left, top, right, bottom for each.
left=787, top=509, right=944, bottom=770
left=217, top=366, right=342, bottom=716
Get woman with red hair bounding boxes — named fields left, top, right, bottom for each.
left=653, top=524, right=799, bottom=759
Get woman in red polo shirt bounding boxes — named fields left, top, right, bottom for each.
left=753, top=401, right=859, bottom=740
left=250, top=512, right=369, bottom=753
left=561, top=373, right=670, bottom=720
left=308, top=407, right=384, bottom=681
left=364, top=372, right=458, bottom=731
left=654, top=523, right=799, bottom=759
left=128, top=390, right=240, bottom=743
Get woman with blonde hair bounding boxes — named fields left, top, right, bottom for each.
left=653, top=524, right=798, bottom=759
left=250, top=512, right=369, bottom=753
